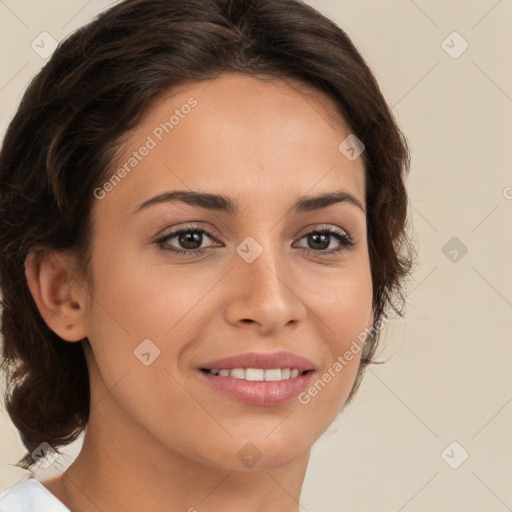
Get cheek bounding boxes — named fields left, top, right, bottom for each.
left=84, top=238, right=211, bottom=386
left=296, top=259, right=372, bottom=408
left=87, top=235, right=181, bottom=334
left=304, top=257, right=373, bottom=340
left=82, top=236, right=167, bottom=382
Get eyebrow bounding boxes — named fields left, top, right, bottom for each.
left=132, top=189, right=366, bottom=215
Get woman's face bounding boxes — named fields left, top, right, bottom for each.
left=80, top=73, right=373, bottom=470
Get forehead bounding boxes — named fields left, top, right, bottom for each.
left=97, top=73, right=366, bottom=217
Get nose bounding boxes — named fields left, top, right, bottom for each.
left=223, top=238, right=307, bottom=335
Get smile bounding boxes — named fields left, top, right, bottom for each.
left=202, top=367, right=306, bottom=381
left=199, top=368, right=315, bottom=406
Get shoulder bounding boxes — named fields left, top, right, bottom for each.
left=0, top=478, right=71, bottom=512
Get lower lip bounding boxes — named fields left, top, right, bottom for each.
left=199, top=370, right=315, bottom=406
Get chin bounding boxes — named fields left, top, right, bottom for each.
left=201, top=434, right=312, bottom=472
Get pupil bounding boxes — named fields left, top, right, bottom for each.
left=181, top=231, right=201, bottom=249
left=309, top=233, right=329, bottom=250
left=177, top=231, right=331, bottom=251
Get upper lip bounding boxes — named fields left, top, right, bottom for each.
left=200, top=351, right=315, bottom=371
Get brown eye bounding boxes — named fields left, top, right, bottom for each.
left=154, top=224, right=355, bottom=257
left=295, top=227, right=355, bottom=254
left=155, top=225, right=217, bottom=255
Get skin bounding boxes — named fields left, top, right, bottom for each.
left=26, top=73, right=374, bottom=512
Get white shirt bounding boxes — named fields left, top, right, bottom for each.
left=0, top=478, right=71, bottom=511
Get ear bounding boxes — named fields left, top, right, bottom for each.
left=24, top=248, right=88, bottom=342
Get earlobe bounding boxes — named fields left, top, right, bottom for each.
left=24, top=249, right=87, bottom=342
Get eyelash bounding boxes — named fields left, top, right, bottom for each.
left=154, top=223, right=356, bottom=257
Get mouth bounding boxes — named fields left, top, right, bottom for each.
left=197, top=350, right=316, bottom=406
left=198, top=366, right=315, bottom=406
left=200, top=367, right=313, bottom=381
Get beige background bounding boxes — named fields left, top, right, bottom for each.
left=1, top=1, right=511, bottom=511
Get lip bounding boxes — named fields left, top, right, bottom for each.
left=198, top=350, right=316, bottom=406
left=199, top=350, right=315, bottom=372
left=199, top=369, right=315, bottom=406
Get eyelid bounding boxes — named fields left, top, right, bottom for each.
left=153, top=221, right=356, bottom=256
left=296, top=223, right=348, bottom=237
left=156, top=221, right=351, bottom=240
left=155, top=222, right=220, bottom=243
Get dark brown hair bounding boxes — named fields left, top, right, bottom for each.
left=0, top=0, right=415, bottom=472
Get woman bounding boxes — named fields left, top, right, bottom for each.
left=0, top=0, right=414, bottom=510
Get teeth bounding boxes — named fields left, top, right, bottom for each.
left=206, top=367, right=305, bottom=381
left=264, top=368, right=282, bottom=381
left=230, top=368, right=245, bottom=380
left=245, top=368, right=265, bottom=381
